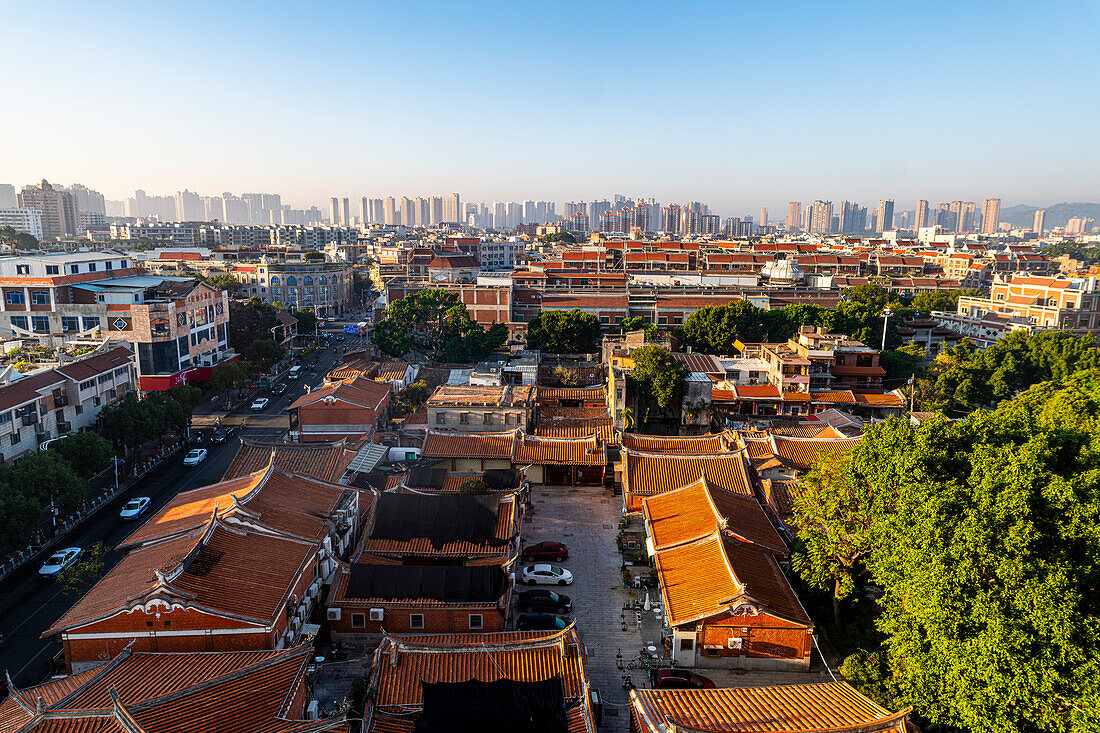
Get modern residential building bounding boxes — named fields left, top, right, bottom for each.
left=981, top=197, right=1001, bottom=234
left=0, top=345, right=136, bottom=461
left=950, top=274, right=1100, bottom=342
left=1033, top=208, right=1046, bottom=234
left=786, top=201, right=801, bottom=231
left=0, top=207, right=43, bottom=239
left=17, top=180, right=78, bottom=239
left=809, top=200, right=832, bottom=234
left=0, top=184, right=16, bottom=208
left=874, top=199, right=895, bottom=232
left=915, top=199, right=930, bottom=230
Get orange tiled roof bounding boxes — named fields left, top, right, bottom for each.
left=222, top=438, right=356, bottom=481
left=625, top=450, right=753, bottom=499
left=535, top=385, right=607, bottom=402
left=0, top=644, right=343, bottom=733
left=808, top=390, right=857, bottom=404
left=762, top=479, right=803, bottom=524
left=653, top=531, right=811, bottom=627
left=534, top=422, right=618, bottom=445
left=732, top=384, right=782, bottom=400
left=47, top=519, right=321, bottom=635
left=854, top=392, right=905, bottom=407
left=642, top=477, right=786, bottom=554
left=514, top=434, right=607, bottom=466
left=368, top=627, right=594, bottom=733
left=289, top=375, right=391, bottom=410
left=422, top=429, right=517, bottom=459
left=537, top=405, right=609, bottom=422
left=629, top=683, right=909, bottom=733
left=772, top=436, right=861, bottom=470
left=121, top=463, right=356, bottom=548
left=621, top=433, right=729, bottom=453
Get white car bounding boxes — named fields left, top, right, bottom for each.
left=119, top=496, right=151, bottom=520
left=251, top=397, right=270, bottom=411
left=521, top=564, right=574, bottom=586
left=39, top=547, right=82, bottom=579
left=325, top=317, right=337, bottom=322
left=183, top=448, right=207, bottom=466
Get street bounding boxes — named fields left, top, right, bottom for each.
left=0, top=320, right=369, bottom=687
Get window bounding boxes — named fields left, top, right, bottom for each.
left=45, top=265, right=59, bottom=275
left=98, top=374, right=111, bottom=384
left=10, top=431, right=19, bottom=446
left=75, top=405, right=83, bottom=415
left=105, top=260, right=113, bottom=270
left=435, top=412, right=445, bottom=425
left=483, top=413, right=493, bottom=425
left=70, top=265, right=79, bottom=274
left=61, top=316, right=78, bottom=332
left=5, top=292, right=24, bottom=305
left=0, top=412, right=8, bottom=424
left=351, top=613, right=366, bottom=629
left=82, top=316, right=100, bottom=330
left=10, top=316, right=28, bottom=330
left=32, top=316, right=49, bottom=332
left=469, top=614, right=483, bottom=630
left=79, top=379, right=94, bottom=391
left=679, top=637, right=694, bottom=652
left=459, top=412, right=469, bottom=424
left=270, top=276, right=280, bottom=285
left=410, top=614, right=425, bottom=630
left=15, top=265, right=29, bottom=275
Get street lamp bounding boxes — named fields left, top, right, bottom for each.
left=881, top=307, right=893, bottom=351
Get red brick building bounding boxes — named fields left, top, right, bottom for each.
left=288, top=375, right=391, bottom=442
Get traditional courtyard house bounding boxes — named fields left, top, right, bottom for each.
left=353, top=491, right=520, bottom=567
left=421, top=429, right=517, bottom=471
left=288, top=375, right=391, bottom=442
left=513, top=433, right=608, bottom=485
left=221, top=437, right=359, bottom=481
left=629, top=684, right=911, bottom=733
left=622, top=448, right=753, bottom=512
left=366, top=626, right=596, bottom=733
left=0, top=644, right=345, bottom=732
left=326, top=563, right=510, bottom=641
left=426, top=384, right=534, bottom=432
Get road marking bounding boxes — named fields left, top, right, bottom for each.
left=14, top=642, right=56, bottom=681
left=5, top=586, right=68, bottom=636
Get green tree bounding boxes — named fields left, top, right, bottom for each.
left=879, top=342, right=925, bottom=384
left=208, top=361, right=250, bottom=401
left=828, top=377, right=1100, bottom=732
left=538, top=231, right=576, bottom=244
left=617, top=316, right=658, bottom=340
left=0, top=479, right=42, bottom=548
left=59, top=542, right=108, bottom=596
left=676, top=301, right=767, bottom=354
left=372, top=290, right=506, bottom=362
left=10, top=451, right=85, bottom=509
left=400, top=381, right=430, bottom=407
left=49, top=432, right=113, bottom=480
left=526, top=310, right=602, bottom=354
left=0, top=225, right=39, bottom=249
left=228, top=297, right=279, bottom=353
left=458, top=478, right=489, bottom=495
left=304, top=251, right=326, bottom=261
left=627, top=346, right=688, bottom=427
left=242, top=338, right=286, bottom=375
left=290, top=307, right=317, bottom=334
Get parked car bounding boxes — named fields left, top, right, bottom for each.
left=183, top=448, right=208, bottom=466
left=210, top=428, right=234, bottom=444
left=522, top=541, right=568, bottom=562
left=517, top=589, right=572, bottom=614
left=335, top=335, right=346, bottom=342
left=39, top=547, right=82, bottom=579
left=119, top=497, right=151, bottom=521
left=251, top=397, right=270, bottom=411
left=515, top=613, right=568, bottom=631
left=521, top=564, right=573, bottom=586
left=271, top=383, right=288, bottom=396
left=650, top=669, right=715, bottom=690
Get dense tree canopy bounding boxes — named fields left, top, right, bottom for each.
left=525, top=309, right=602, bottom=354
left=229, top=297, right=280, bottom=352
left=1040, top=241, right=1100, bottom=264
left=371, top=290, right=506, bottom=362
left=289, top=307, right=317, bottom=334
left=793, top=376, right=1100, bottom=732
left=0, top=225, right=39, bottom=250
left=48, top=432, right=113, bottom=480
left=626, top=345, right=688, bottom=428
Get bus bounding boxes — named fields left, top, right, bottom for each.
left=288, top=365, right=303, bottom=380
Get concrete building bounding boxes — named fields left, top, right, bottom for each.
left=981, top=198, right=1001, bottom=234
left=1033, top=208, right=1046, bottom=235
left=0, top=207, right=43, bottom=239
left=426, top=384, right=534, bottom=432
left=249, top=257, right=353, bottom=316
left=0, top=184, right=16, bottom=209
left=18, top=180, right=78, bottom=239
left=809, top=201, right=832, bottom=235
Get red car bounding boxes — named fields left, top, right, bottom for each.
left=650, top=669, right=715, bottom=689
left=522, top=541, right=568, bottom=562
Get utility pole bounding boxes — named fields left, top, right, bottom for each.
left=881, top=306, right=893, bottom=352
left=908, top=373, right=915, bottom=412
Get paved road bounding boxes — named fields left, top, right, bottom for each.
left=0, top=321, right=372, bottom=687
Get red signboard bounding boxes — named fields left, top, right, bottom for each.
left=137, top=354, right=241, bottom=392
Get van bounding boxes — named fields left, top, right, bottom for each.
left=288, top=366, right=303, bottom=380
left=388, top=446, right=421, bottom=462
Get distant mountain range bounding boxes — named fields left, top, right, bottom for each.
left=1000, top=203, right=1099, bottom=228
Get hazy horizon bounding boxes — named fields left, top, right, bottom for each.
left=3, top=0, right=1097, bottom=215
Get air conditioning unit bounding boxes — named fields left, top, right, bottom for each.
left=726, top=637, right=743, bottom=649
left=369, top=608, right=384, bottom=622
left=305, top=701, right=319, bottom=721
left=327, top=608, right=342, bottom=621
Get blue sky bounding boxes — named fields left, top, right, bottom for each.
left=2, top=0, right=1097, bottom=216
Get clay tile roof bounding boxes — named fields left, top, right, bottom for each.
left=535, top=385, right=607, bottom=402
left=625, top=450, right=753, bottom=499
left=534, top=421, right=617, bottom=445
left=222, top=438, right=353, bottom=481
left=289, top=375, right=391, bottom=411
left=621, top=433, right=728, bottom=453
left=643, top=477, right=786, bottom=554
left=672, top=353, right=724, bottom=373
left=854, top=392, right=905, bottom=407
left=422, top=429, right=517, bottom=459
left=731, top=384, right=782, bottom=400
left=772, top=436, right=861, bottom=471
left=629, top=683, right=910, bottom=733
left=0, top=645, right=342, bottom=733
left=809, top=390, right=858, bottom=404
left=514, top=434, right=606, bottom=465
left=376, top=361, right=410, bottom=382
left=54, top=345, right=134, bottom=382
left=368, top=627, right=594, bottom=733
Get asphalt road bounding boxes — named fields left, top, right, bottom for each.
left=0, top=319, right=372, bottom=687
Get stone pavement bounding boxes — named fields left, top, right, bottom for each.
left=524, top=484, right=841, bottom=732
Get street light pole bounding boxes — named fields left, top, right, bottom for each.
left=881, top=306, right=893, bottom=352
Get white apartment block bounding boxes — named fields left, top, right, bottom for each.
left=0, top=208, right=44, bottom=239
